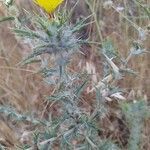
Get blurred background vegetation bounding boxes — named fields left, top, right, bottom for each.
left=0, top=0, right=149, bottom=149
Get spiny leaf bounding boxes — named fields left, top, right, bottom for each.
left=0, top=16, right=14, bottom=22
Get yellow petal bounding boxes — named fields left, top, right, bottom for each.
left=34, top=0, right=64, bottom=14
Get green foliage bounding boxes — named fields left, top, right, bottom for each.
left=0, top=144, right=5, bottom=150
left=102, top=39, right=118, bottom=59
left=3, top=0, right=14, bottom=7
left=98, top=140, right=120, bottom=150
left=13, top=14, right=89, bottom=67
left=0, top=106, right=40, bottom=125
left=0, top=0, right=149, bottom=149
left=0, top=16, right=14, bottom=23
left=8, top=11, right=120, bottom=149
left=121, top=100, right=150, bottom=150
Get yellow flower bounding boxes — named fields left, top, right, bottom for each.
left=34, top=0, right=64, bottom=14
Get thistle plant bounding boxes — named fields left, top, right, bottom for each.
left=9, top=6, right=122, bottom=148
left=0, top=0, right=149, bottom=149
left=14, top=15, right=79, bottom=63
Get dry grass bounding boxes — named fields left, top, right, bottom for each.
left=0, top=0, right=149, bottom=149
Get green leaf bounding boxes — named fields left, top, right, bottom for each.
left=0, top=16, right=14, bottom=23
